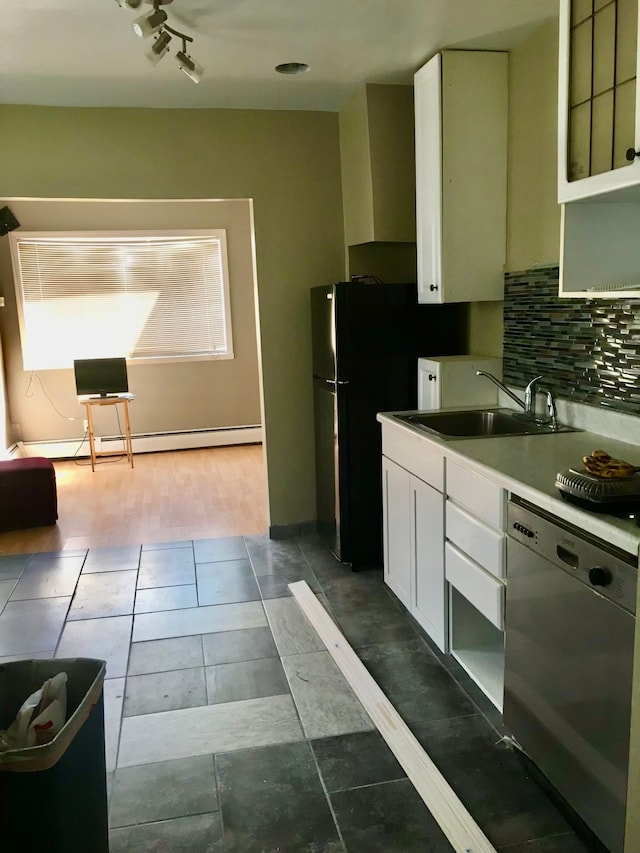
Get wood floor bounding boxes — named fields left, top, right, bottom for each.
left=0, top=444, right=268, bottom=555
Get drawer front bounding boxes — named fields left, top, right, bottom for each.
left=445, top=542, right=504, bottom=630
left=446, top=460, right=505, bottom=529
left=446, top=500, right=506, bottom=579
left=381, top=422, right=444, bottom=491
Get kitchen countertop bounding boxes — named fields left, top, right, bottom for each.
left=377, top=410, right=640, bottom=558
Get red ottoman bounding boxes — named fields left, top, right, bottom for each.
left=0, top=457, right=58, bottom=532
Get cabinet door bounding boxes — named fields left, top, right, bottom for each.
left=415, top=54, right=443, bottom=304
left=411, top=475, right=447, bottom=652
left=382, top=456, right=412, bottom=609
left=559, top=0, right=640, bottom=202
left=417, top=360, right=441, bottom=409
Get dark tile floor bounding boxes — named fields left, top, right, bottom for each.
left=0, top=532, right=594, bottom=852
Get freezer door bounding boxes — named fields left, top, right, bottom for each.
left=311, top=284, right=336, bottom=381
left=313, top=377, right=350, bottom=561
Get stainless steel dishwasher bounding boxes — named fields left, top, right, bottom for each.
left=504, top=496, right=637, bottom=853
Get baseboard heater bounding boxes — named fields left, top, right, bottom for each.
left=19, top=425, right=263, bottom=460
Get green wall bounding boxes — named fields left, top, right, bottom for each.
left=469, top=18, right=561, bottom=357
left=0, top=105, right=345, bottom=528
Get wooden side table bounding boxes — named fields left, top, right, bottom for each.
left=79, top=395, right=135, bottom=472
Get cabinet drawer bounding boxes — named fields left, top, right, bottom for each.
left=381, top=422, right=444, bottom=491
left=445, top=500, right=505, bottom=579
left=445, top=542, right=504, bottom=630
left=446, top=460, right=505, bottom=528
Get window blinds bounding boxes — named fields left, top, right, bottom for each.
left=11, top=232, right=233, bottom=370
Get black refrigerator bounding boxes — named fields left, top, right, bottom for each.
left=311, top=281, right=466, bottom=570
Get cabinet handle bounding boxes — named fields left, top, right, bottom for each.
left=428, top=374, right=436, bottom=381
left=626, top=148, right=640, bottom=162
left=429, top=284, right=438, bottom=292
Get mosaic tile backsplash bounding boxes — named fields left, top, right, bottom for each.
left=503, top=266, right=640, bottom=415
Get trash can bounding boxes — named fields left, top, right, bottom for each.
left=0, top=658, right=108, bottom=853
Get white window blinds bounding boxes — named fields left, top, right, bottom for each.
left=10, top=231, right=233, bottom=370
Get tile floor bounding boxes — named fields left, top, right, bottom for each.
left=0, top=533, right=594, bottom=852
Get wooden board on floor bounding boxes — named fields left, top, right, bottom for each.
left=289, top=580, right=497, bottom=853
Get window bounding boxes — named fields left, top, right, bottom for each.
left=10, top=230, right=233, bottom=370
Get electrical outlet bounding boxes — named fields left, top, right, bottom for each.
left=83, top=419, right=88, bottom=431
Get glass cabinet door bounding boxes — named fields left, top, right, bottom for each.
left=568, top=0, right=638, bottom=181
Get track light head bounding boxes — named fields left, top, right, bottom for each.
left=114, top=0, right=144, bottom=8
left=132, top=7, right=167, bottom=38
left=146, top=30, right=172, bottom=65
left=176, top=50, right=204, bottom=83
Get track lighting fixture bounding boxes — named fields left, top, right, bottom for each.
left=116, top=0, right=204, bottom=83
left=176, top=50, right=204, bottom=83
left=133, top=6, right=167, bottom=38
left=146, top=30, right=172, bottom=65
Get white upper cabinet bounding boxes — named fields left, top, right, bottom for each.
left=558, top=0, right=640, bottom=202
left=414, top=51, right=508, bottom=304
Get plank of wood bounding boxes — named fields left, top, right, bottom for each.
left=289, top=580, right=497, bottom=853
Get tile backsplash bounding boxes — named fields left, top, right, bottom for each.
left=503, top=266, right=640, bottom=415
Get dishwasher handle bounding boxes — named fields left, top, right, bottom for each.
left=556, top=544, right=579, bottom=569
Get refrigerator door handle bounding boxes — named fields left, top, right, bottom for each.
left=313, top=376, right=350, bottom=387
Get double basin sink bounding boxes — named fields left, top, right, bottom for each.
left=396, top=408, right=580, bottom=441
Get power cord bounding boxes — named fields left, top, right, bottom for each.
left=25, top=372, right=81, bottom=422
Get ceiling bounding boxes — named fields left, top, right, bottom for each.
left=1, top=0, right=559, bottom=111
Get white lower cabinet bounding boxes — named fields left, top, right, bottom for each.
left=382, top=456, right=412, bottom=610
left=411, top=475, right=446, bottom=652
left=382, top=452, right=447, bottom=652
left=445, top=476, right=506, bottom=711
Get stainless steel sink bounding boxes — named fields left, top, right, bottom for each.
left=395, top=408, right=580, bottom=440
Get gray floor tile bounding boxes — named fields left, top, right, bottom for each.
left=206, top=657, right=289, bottom=705
left=10, top=559, right=83, bottom=600
left=411, top=714, right=573, bottom=848
left=0, top=554, right=29, bottom=581
left=68, top=570, right=137, bottom=620
left=137, top=548, right=196, bottom=589
left=311, top=730, right=406, bottom=792
left=0, top=578, right=18, bottom=612
left=132, top=601, right=266, bottom=643
left=128, top=636, right=204, bottom=675
left=196, top=560, right=260, bottom=606
left=282, top=650, right=373, bottom=739
left=202, top=626, right=278, bottom=666
left=109, top=812, right=223, bottom=853
left=358, top=639, right=477, bottom=725
left=118, top=694, right=304, bottom=767
left=245, top=535, right=321, bottom=590
left=56, top=614, right=133, bottom=678
left=142, top=540, right=193, bottom=551
left=331, top=778, right=453, bottom=852
left=110, top=755, right=218, bottom=828
left=104, top=677, right=125, bottom=773
left=498, top=833, right=592, bottom=853
left=216, top=741, right=342, bottom=853
left=124, top=667, right=207, bottom=716
left=263, top=597, right=325, bottom=656
left=83, top=545, right=141, bottom=573
left=0, top=597, right=71, bottom=654
left=134, top=584, right=198, bottom=614
left=194, top=536, right=247, bottom=563
left=322, top=571, right=419, bottom=648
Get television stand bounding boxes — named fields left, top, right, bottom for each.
left=80, top=396, right=135, bottom=472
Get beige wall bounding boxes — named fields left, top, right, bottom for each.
left=0, top=198, right=261, bottom=443
left=469, top=19, right=561, bottom=357
left=506, top=18, right=561, bottom=271
left=0, top=106, right=345, bottom=527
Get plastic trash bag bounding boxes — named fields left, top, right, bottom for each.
left=0, top=671, right=68, bottom=751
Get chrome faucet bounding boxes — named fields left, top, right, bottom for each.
left=476, top=371, right=545, bottom=420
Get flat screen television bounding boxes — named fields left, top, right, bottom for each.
left=74, top=357, right=129, bottom=398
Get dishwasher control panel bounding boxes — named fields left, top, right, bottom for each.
left=508, top=498, right=637, bottom=614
